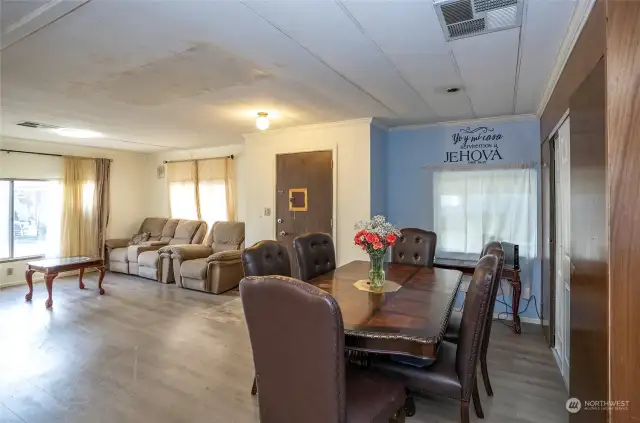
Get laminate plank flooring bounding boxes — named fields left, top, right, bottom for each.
left=0, top=272, right=568, bottom=423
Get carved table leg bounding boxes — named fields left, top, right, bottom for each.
left=78, top=268, right=85, bottom=290
left=25, top=269, right=35, bottom=301
left=512, top=275, right=522, bottom=334
left=44, top=272, right=58, bottom=308
left=96, top=266, right=106, bottom=295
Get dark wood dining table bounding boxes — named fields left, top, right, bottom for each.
left=307, top=260, right=463, bottom=359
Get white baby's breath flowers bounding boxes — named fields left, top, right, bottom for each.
left=354, top=215, right=401, bottom=237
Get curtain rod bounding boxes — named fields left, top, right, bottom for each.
left=0, top=148, right=113, bottom=162
left=163, top=154, right=234, bottom=164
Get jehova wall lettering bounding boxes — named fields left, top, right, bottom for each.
left=445, top=126, right=504, bottom=164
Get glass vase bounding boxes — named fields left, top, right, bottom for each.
left=368, top=254, right=386, bottom=291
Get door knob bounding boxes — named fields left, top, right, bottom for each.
left=279, top=231, right=287, bottom=236
left=277, top=218, right=283, bottom=223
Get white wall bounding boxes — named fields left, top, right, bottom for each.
left=0, top=137, right=150, bottom=287
left=146, top=144, right=246, bottom=222
left=242, top=119, right=372, bottom=265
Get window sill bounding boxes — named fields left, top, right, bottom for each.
left=0, top=255, right=45, bottom=264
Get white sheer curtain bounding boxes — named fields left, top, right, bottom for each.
left=167, top=161, right=199, bottom=220
left=167, top=158, right=236, bottom=227
left=197, top=158, right=229, bottom=229
left=433, top=166, right=537, bottom=296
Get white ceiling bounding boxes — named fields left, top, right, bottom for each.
left=0, top=0, right=582, bottom=151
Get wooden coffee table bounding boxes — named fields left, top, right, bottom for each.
left=25, top=257, right=105, bottom=308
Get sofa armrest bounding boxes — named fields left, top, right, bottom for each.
left=169, top=245, right=214, bottom=261
left=206, top=249, right=242, bottom=263
left=105, top=238, right=130, bottom=249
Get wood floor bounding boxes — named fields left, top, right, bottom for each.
left=0, top=272, right=568, bottom=423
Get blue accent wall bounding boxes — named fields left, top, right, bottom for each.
left=370, top=124, right=388, bottom=217
left=385, top=117, right=542, bottom=320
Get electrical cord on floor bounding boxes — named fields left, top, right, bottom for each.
left=454, top=280, right=543, bottom=329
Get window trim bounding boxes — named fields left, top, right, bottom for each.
left=0, top=178, right=55, bottom=262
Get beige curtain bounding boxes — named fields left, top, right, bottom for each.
left=167, top=161, right=199, bottom=220
left=95, top=159, right=111, bottom=259
left=167, top=158, right=236, bottom=226
left=61, top=157, right=103, bottom=257
left=224, top=158, right=237, bottom=221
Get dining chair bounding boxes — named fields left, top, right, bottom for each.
left=241, top=240, right=292, bottom=396
left=444, top=242, right=504, bottom=397
left=391, top=228, right=437, bottom=267
left=240, top=275, right=407, bottom=423
left=293, top=232, right=337, bottom=281
left=371, top=254, right=500, bottom=423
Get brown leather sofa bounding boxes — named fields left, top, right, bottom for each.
left=163, top=221, right=245, bottom=294
left=106, top=217, right=207, bottom=282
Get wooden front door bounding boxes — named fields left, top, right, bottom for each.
left=275, top=151, right=333, bottom=278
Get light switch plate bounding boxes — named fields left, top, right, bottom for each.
left=6, top=267, right=13, bottom=276
left=264, top=207, right=271, bottom=216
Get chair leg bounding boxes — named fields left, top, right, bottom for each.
left=461, top=401, right=470, bottom=423
left=404, top=389, right=416, bottom=417
left=480, top=350, right=493, bottom=397
left=390, top=406, right=406, bottom=423
left=251, top=375, right=257, bottom=396
left=472, top=379, right=484, bottom=419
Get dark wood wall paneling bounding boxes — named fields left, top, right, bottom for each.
left=569, top=59, right=608, bottom=423
left=607, top=1, right=640, bottom=422
left=540, top=1, right=606, bottom=141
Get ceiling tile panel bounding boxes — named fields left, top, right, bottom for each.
left=243, top=0, right=436, bottom=118
left=450, top=27, right=520, bottom=118
left=341, top=0, right=475, bottom=121
left=515, top=0, right=577, bottom=114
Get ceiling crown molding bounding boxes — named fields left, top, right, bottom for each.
left=388, top=114, right=537, bottom=132
left=536, top=0, right=597, bottom=116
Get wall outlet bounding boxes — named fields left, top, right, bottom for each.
left=6, top=267, right=13, bottom=276
left=264, top=207, right=271, bottom=217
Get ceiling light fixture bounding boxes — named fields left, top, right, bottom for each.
left=52, top=127, right=104, bottom=138
left=256, top=112, right=269, bottom=131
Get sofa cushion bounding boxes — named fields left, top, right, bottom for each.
left=160, top=219, right=180, bottom=242
left=138, top=250, right=160, bottom=268
left=181, top=258, right=208, bottom=280
left=110, top=247, right=129, bottom=263
left=140, top=218, right=169, bottom=241
left=169, top=220, right=203, bottom=245
left=212, top=222, right=245, bottom=252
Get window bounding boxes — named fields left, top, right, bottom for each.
left=0, top=180, right=62, bottom=260
left=433, top=168, right=537, bottom=260
left=167, top=158, right=234, bottom=229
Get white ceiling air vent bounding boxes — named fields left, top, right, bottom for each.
left=434, top=0, right=524, bottom=41
left=16, top=121, right=60, bottom=130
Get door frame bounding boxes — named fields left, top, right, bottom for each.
left=541, top=133, right=557, bottom=349
left=272, top=147, right=338, bottom=257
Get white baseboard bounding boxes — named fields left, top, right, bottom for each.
left=0, top=269, right=93, bottom=290
left=493, top=311, right=542, bottom=325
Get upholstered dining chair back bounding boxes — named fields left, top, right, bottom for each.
left=293, top=233, right=337, bottom=281
left=455, top=254, right=499, bottom=400
left=241, top=240, right=291, bottom=277
left=481, top=240, right=502, bottom=257
left=392, top=228, right=437, bottom=267
left=480, top=246, right=504, bottom=355
left=240, top=275, right=346, bottom=423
